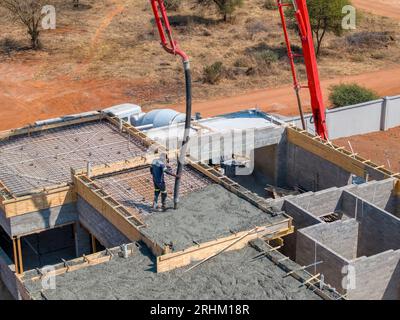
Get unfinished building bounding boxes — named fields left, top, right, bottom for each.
left=0, top=110, right=399, bottom=300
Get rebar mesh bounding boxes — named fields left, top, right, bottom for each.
left=95, top=164, right=213, bottom=216
left=0, top=121, right=148, bottom=196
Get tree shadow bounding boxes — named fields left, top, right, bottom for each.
left=150, top=15, right=218, bottom=28
left=0, top=38, right=31, bottom=55
left=245, top=42, right=304, bottom=63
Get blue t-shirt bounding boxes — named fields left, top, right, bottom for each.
left=150, top=159, right=168, bottom=185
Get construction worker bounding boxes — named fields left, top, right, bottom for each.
left=150, top=152, right=177, bottom=211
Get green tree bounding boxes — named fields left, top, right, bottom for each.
left=329, top=84, right=379, bottom=108
left=197, top=0, right=243, bottom=22
left=286, top=0, right=352, bottom=56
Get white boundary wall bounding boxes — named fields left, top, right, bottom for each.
left=285, top=95, right=400, bottom=139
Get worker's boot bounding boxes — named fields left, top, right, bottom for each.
left=161, top=192, right=167, bottom=211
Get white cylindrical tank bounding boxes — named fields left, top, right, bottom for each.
left=136, top=109, right=186, bottom=128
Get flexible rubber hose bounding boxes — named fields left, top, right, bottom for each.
left=173, top=60, right=192, bottom=209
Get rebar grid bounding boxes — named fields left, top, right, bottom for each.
left=95, top=164, right=213, bottom=216
left=0, top=121, right=148, bottom=196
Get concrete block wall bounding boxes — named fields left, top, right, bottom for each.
left=285, top=142, right=352, bottom=191
left=0, top=209, right=11, bottom=237
left=288, top=187, right=347, bottom=217
left=77, top=197, right=129, bottom=248
left=348, top=250, right=400, bottom=300
left=349, top=179, right=398, bottom=216
left=254, top=145, right=278, bottom=185
left=385, top=95, right=400, bottom=129
left=355, top=199, right=400, bottom=257
left=0, top=247, right=19, bottom=300
left=280, top=200, right=322, bottom=260
left=296, top=229, right=349, bottom=294
left=300, top=220, right=359, bottom=260
left=76, top=223, right=91, bottom=257
left=285, top=95, right=400, bottom=139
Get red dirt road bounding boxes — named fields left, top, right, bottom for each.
left=170, top=66, right=400, bottom=118
left=352, top=0, right=400, bottom=21
left=334, top=126, right=400, bottom=173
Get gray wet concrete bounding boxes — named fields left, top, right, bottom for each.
left=144, top=184, right=281, bottom=250
left=25, top=245, right=320, bottom=300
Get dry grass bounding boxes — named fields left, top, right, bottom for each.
left=0, top=0, right=399, bottom=106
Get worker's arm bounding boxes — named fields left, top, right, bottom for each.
left=164, top=165, right=179, bottom=178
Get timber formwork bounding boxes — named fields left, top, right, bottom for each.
left=0, top=114, right=162, bottom=218
left=73, top=157, right=294, bottom=272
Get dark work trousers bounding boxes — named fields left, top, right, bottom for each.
left=154, top=181, right=167, bottom=207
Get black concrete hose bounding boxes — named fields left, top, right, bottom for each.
left=173, top=60, right=192, bottom=209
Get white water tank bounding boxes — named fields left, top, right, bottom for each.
left=135, top=109, right=186, bottom=128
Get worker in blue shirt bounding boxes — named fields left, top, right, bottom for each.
left=150, top=153, right=177, bottom=211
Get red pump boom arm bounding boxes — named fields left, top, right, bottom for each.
left=277, top=0, right=329, bottom=139
left=149, top=0, right=189, bottom=62
left=149, top=0, right=329, bottom=140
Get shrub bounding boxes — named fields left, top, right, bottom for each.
left=203, top=61, right=224, bottom=84
left=253, top=50, right=279, bottom=65
left=346, top=31, right=395, bottom=49
left=164, top=0, right=182, bottom=11
left=329, top=84, right=380, bottom=108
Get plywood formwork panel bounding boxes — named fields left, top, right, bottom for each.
left=156, top=222, right=293, bottom=273
left=1, top=186, right=76, bottom=218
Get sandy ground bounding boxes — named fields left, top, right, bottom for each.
left=170, top=66, right=400, bottom=118
left=334, top=126, right=400, bottom=173
left=352, top=0, right=400, bottom=21
left=145, top=184, right=279, bottom=251
left=0, top=0, right=399, bottom=131
left=25, top=245, right=320, bottom=300
left=0, top=60, right=164, bottom=131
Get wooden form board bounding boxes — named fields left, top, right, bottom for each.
left=73, top=151, right=178, bottom=178
left=156, top=222, right=293, bottom=273
left=287, top=126, right=400, bottom=181
left=0, top=113, right=103, bottom=141
left=106, top=115, right=166, bottom=151
left=395, top=180, right=400, bottom=196
left=1, top=185, right=76, bottom=218
left=74, top=174, right=165, bottom=257
left=22, top=250, right=118, bottom=283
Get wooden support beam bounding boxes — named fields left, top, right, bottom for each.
left=17, top=237, right=23, bottom=274
left=395, top=180, right=400, bottom=196
left=91, top=234, right=97, bottom=254
left=12, top=237, right=19, bottom=275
